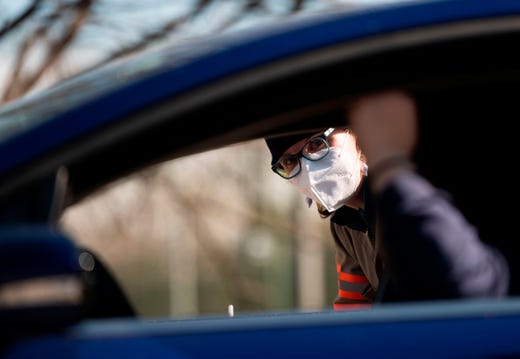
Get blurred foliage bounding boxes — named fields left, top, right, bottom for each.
left=60, top=141, right=336, bottom=317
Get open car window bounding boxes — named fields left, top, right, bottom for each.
left=59, top=139, right=334, bottom=317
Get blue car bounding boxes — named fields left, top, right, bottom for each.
left=1, top=0, right=520, bottom=357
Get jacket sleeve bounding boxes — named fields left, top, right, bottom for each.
left=375, top=170, right=509, bottom=300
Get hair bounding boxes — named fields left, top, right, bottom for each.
left=317, top=203, right=332, bottom=218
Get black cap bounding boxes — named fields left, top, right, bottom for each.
left=265, top=131, right=320, bottom=165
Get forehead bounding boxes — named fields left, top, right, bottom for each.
left=285, top=130, right=324, bottom=154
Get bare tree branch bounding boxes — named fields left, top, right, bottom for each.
left=0, top=0, right=42, bottom=38
left=2, top=0, right=94, bottom=102
left=95, top=16, right=188, bottom=67
left=291, top=0, right=307, bottom=12
left=90, top=0, right=215, bottom=69
left=2, top=26, right=45, bottom=102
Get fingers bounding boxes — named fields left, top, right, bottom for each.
left=347, top=90, right=418, bottom=167
left=347, top=90, right=418, bottom=193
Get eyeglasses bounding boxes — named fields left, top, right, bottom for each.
left=271, top=128, right=334, bottom=179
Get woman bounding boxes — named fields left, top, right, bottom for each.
left=266, top=90, right=509, bottom=309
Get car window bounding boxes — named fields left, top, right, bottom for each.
left=59, top=139, right=335, bottom=318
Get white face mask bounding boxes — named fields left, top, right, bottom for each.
left=288, top=144, right=363, bottom=212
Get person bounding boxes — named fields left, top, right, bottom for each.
left=265, top=90, right=509, bottom=310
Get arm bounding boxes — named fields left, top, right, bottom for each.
left=376, top=168, right=509, bottom=299
left=348, top=90, right=509, bottom=300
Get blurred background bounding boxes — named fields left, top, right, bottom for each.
left=0, top=0, right=393, bottom=318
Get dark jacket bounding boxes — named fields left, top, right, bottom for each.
left=330, top=170, right=509, bottom=309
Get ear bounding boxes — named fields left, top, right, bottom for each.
left=361, top=162, right=368, bottom=176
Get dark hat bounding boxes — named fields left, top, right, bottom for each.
left=265, top=131, right=320, bottom=165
